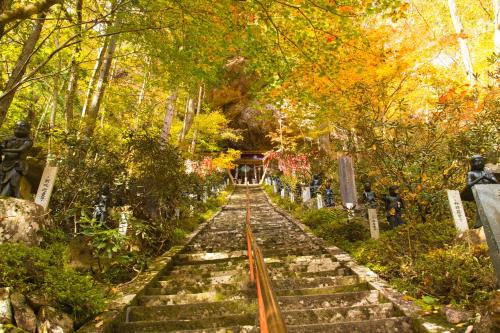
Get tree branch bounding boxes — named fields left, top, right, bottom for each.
left=0, top=0, right=62, bottom=26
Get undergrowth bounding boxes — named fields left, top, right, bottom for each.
left=264, top=184, right=497, bottom=309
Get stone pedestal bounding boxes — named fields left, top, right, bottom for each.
left=0, top=198, right=48, bottom=246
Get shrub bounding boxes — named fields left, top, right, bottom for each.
left=0, top=243, right=105, bottom=320
left=44, top=267, right=106, bottom=320
left=412, top=244, right=496, bottom=307
left=351, top=219, right=456, bottom=278
left=301, top=209, right=370, bottom=249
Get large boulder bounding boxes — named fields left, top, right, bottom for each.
left=10, top=292, right=36, bottom=333
left=37, top=306, right=74, bottom=333
left=0, top=198, right=47, bottom=246
left=0, top=288, right=12, bottom=324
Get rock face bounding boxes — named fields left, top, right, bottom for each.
left=0, top=198, right=47, bottom=246
left=443, top=306, right=472, bottom=324
left=37, top=306, right=74, bottom=333
left=0, top=288, right=12, bottom=324
left=10, top=292, right=37, bottom=333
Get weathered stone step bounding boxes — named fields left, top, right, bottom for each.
left=137, top=291, right=252, bottom=306
left=168, top=261, right=248, bottom=276
left=287, top=317, right=413, bottom=333
left=261, top=248, right=325, bottom=257
left=144, top=281, right=242, bottom=296
left=127, top=300, right=257, bottom=322
left=272, top=275, right=361, bottom=290
left=282, top=303, right=396, bottom=325
left=161, top=269, right=242, bottom=280
left=152, top=272, right=245, bottom=293
left=176, top=251, right=247, bottom=264
left=114, top=313, right=256, bottom=332
left=275, top=283, right=372, bottom=297
left=163, top=326, right=257, bottom=333
left=277, top=290, right=381, bottom=311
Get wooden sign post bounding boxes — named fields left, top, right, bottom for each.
left=368, top=209, right=380, bottom=239
left=317, top=194, right=324, bottom=209
left=338, top=156, right=358, bottom=207
left=447, top=190, right=468, bottom=233
left=35, top=166, right=58, bottom=210
left=302, top=186, right=311, bottom=202
left=118, top=206, right=131, bottom=236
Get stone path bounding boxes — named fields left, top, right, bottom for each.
left=114, top=187, right=414, bottom=332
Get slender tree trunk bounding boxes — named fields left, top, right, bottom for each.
left=159, top=89, right=178, bottom=146
left=137, top=60, right=151, bottom=108
left=81, top=38, right=109, bottom=118
left=84, top=36, right=117, bottom=138
left=0, top=12, right=45, bottom=126
left=189, top=85, right=204, bottom=154
left=448, top=0, right=475, bottom=84
left=493, top=0, right=500, bottom=54
left=63, top=0, right=82, bottom=131
left=0, top=0, right=10, bottom=38
left=179, top=96, right=194, bottom=144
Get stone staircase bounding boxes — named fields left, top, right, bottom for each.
left=113, top=187, right=415, bottom=333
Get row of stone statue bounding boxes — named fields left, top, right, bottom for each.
left=270, top=154, right=497, bottom=229
left=271, top=176, right=405, bottom=228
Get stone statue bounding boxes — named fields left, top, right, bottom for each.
left=324, top=181, right=334, bottom=207
left=384, top=185, right=405, bottom=228
left=461, top=155, right=498, bottom=201
left=461, top=155, right=498, bottom=228
left=93, top=185, right=111, bottom=223
left=0, top=121, right=33, bottom=198
left=310, top=174, right=321, bottom=197
left=362, top=182, right=377, bottom=208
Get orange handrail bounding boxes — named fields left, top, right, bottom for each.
left=245, top=186, right=288, bottom=333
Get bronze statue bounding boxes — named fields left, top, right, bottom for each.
left=362, top=182, right=377, bottom=208
left=92, top=185, right=111, bottom=223
left=310, top=174, right=321, bottom=197
left=0, top=121, right=33, bottom=198
left=384, top=185, right=405, bottom=228
left=324, top=180, right=334, bottom=207
left=461, top=155, right=498, bottom=201
left=461, top=155, right=498, bottom=228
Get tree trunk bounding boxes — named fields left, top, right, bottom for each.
left=84, top=36, right=117, bottom=138
left=189, top=85, right=205, bottom=154
left=179, top=96, right=194, bottom=144
left=448, top=0, right=475, bottom=84
left=159, top=89, right=178, bottom=146
left=0, top=12, right=45, bottom=126
left=63, top=0, right=82, bottom=131
left=81, top=38, right=109, bottom=118
left=0, top=0, right=11, bottom=38
left=493, top=0, right=500, bottom=54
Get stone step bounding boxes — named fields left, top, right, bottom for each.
left=152, top=273, right=246, bottom=293
left=261, top=248, right=325, bottom=257
left=167, top=261, right=248, bottom=276
left=161, top=269, right=242, bottom=281
left=114, top=313, right=256, bottom=332
left=144, top=281, right=243, bottom=296
left=160, top=327, right=257, bottom=333
left=176, top=251, right=247, bottom=264
left=275, top=283, right=372, bottom=297
left=277, top=290, right=382, bottom=311
left=287, top=317, right=413, bottom=333
left=272, top=275, right=361, bottom=290
left=137, top=291, right=252, bottom=306
left=127, top=301, right=257, bottom=322
left=282, top=303, right=396, bottom=325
